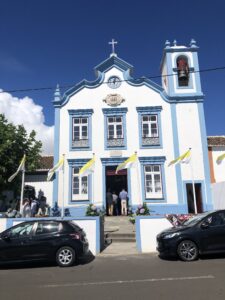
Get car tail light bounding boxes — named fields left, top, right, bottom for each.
left=70, top=233, right=81, bottom=240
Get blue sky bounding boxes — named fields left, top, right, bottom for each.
left=0, top=0, right=224, bottom=138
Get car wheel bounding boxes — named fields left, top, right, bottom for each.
left=177, top=240, right=198, bottom=262
left=56, top=246, right=76, bottom=267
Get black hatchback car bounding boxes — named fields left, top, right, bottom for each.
left=157, top=210, right=225, bottom=261
left=0, top=220, right=89, bottom=267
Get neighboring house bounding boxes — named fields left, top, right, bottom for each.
left=207, top=136, right=225, bottom=209
left=25, top=156, right=53, bottom=206
left=26, top=39, right=214, bottom=216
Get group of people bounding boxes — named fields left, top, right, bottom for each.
left=22, top=195, right=48, bottom=218
left=106, top=188, right=128, bottom=216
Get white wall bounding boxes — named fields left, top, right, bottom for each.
left=136, top=217, right=171, bottom=252
left=211, top=181, right=225, bottom=209
left=25, top=179, right=53, bottom=206
left=176, top=103, right=205, bottom=180
left=211, top=146, right=225, bottom=183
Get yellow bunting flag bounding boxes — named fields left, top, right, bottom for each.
left=47, top=156, right=64, bottom=181
left=116, top=153, right=137, bottom=174
left=168, top=149, right=191, bottom=167
left=79, top=156, right=95, bottom=177
left=8, top=154, right=26, bottom=182
left=216, top=153, right=225, bottom=165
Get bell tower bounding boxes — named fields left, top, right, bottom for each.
left=160, top=39, right=203, bottom=100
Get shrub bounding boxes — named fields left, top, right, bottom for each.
left=86, top=204, right=105, bottom=217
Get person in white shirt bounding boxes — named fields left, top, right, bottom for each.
left=119, top=188, right=128, bottom=216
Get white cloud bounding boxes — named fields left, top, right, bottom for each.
left=0, top=90, right=54, bottom=155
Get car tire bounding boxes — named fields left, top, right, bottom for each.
left=56, top=246, right=76, bottom=267
left=177, top=240, right=198, bottom=262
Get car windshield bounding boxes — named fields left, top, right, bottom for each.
left=183, top=212, right=210, bottom=226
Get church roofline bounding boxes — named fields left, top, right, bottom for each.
left=94, top=55, right=134, bottom=74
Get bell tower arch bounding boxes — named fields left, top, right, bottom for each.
left=160, top=39, right=203, bottom=100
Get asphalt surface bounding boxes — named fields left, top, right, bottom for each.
left=0, top=253, right=225, bottom=300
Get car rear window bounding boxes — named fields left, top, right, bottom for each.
left=35, top=222, right=60, bottom=235
left=61, top=221, right=82, bottom=233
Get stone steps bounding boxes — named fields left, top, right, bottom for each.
left=101, top=216, right=138, bottom=255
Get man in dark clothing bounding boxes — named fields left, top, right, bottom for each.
left=106, top=189, right=113, bottom=216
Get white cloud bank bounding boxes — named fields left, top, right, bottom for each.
left=0, top=91, right=54, bottom=155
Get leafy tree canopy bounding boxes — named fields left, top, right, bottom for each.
left=0, top=114, right=42, bottom=197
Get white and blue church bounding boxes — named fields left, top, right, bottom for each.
left=51, top=39, right=213, bottom=217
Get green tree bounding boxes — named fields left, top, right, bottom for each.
left=0, top=114, right=42, bottom=199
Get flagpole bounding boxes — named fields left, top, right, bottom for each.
left=92, top=153, right=95, bottom=204
left=189, top=150, right=197, bottom=214
left=20, top=167, right=25, bottom=214
left=135, top=151, right=142, bottom=205
left=61, top=154, right=65, bottom=219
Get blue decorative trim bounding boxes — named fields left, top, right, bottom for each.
left=138, top=156, right=167, bottom=203
left=165, top=47, right=199, bottom=53
left=136, top=106, right=163, bottom=149
left=148, top=204, right=187, bottom=214
left=68, top=109, right=93, bottom=151
left=161, top=92, right=204, bottom=103
left=54, top=72, right=105, bottom=107
left=192, top=52, right=202, bottom=94
left=135, top=217, right=142, bottom=252
left=67, top=159, right=92, bottom=204
left=95, top=216, right=101, bottom=253
left=160, top=47, right=199, bottom=69
left=68, top=109, right=94, bottom=115
left=136, top=106, right=162, bottom=113
left=102, top=108, right=128, bottom=150
left=170, top=104, right=183, bottom=204
left=138, top=156, right=166, bottom=163
left=123, top=69, right=164, bottom=93
left=94, top=55, right=134, bottom=73
left=53, top=108, right=60, bottom=207
left=197, top=103, right=213, bottom=210
left=102, top=108, right=128, bottom=114
left=100, top=157, right=132, bottom=207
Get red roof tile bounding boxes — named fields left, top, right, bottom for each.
left=207, top=136, right=225, bottom=147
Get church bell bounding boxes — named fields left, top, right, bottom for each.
left=177, top=57, right=189, bottom=81
left=178, top=69, right=187, bottom=80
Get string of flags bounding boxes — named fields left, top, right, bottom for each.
left=29, top=148, right=225, bottom=183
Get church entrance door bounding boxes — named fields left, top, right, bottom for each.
left=106, top=166, right=127, bottom=216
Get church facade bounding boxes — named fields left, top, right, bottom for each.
left=52, top=39, right=213, bottom=216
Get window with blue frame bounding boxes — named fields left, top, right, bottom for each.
left=137, top=106, right=162, bottom=148
left=102, top=108, right=127, bottom=149
left=144, top=165, right=162, bottom=199
left=139, top=156, right=166, bottom=202
left=72, top=167, right=88, bottom=201
left=68, top=109, right=93, bottom=150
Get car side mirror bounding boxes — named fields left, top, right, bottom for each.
left=201, top=222, right=209, bottom=229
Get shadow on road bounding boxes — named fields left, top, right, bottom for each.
left=158, top=253, right=225, bottom=262
left=0, top=251, right=95, bottom=269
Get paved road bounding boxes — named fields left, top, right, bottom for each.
left=0, top=253, right=225, bottom=300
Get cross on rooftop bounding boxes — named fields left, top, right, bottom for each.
left=109, top=39, right=118, bottom=56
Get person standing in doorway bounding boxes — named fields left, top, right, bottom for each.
left=112, top=191, right=119, bottom=216
left=119, top=188, right=128, bottom=216
left=106, top=189, right=113, bottom=216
